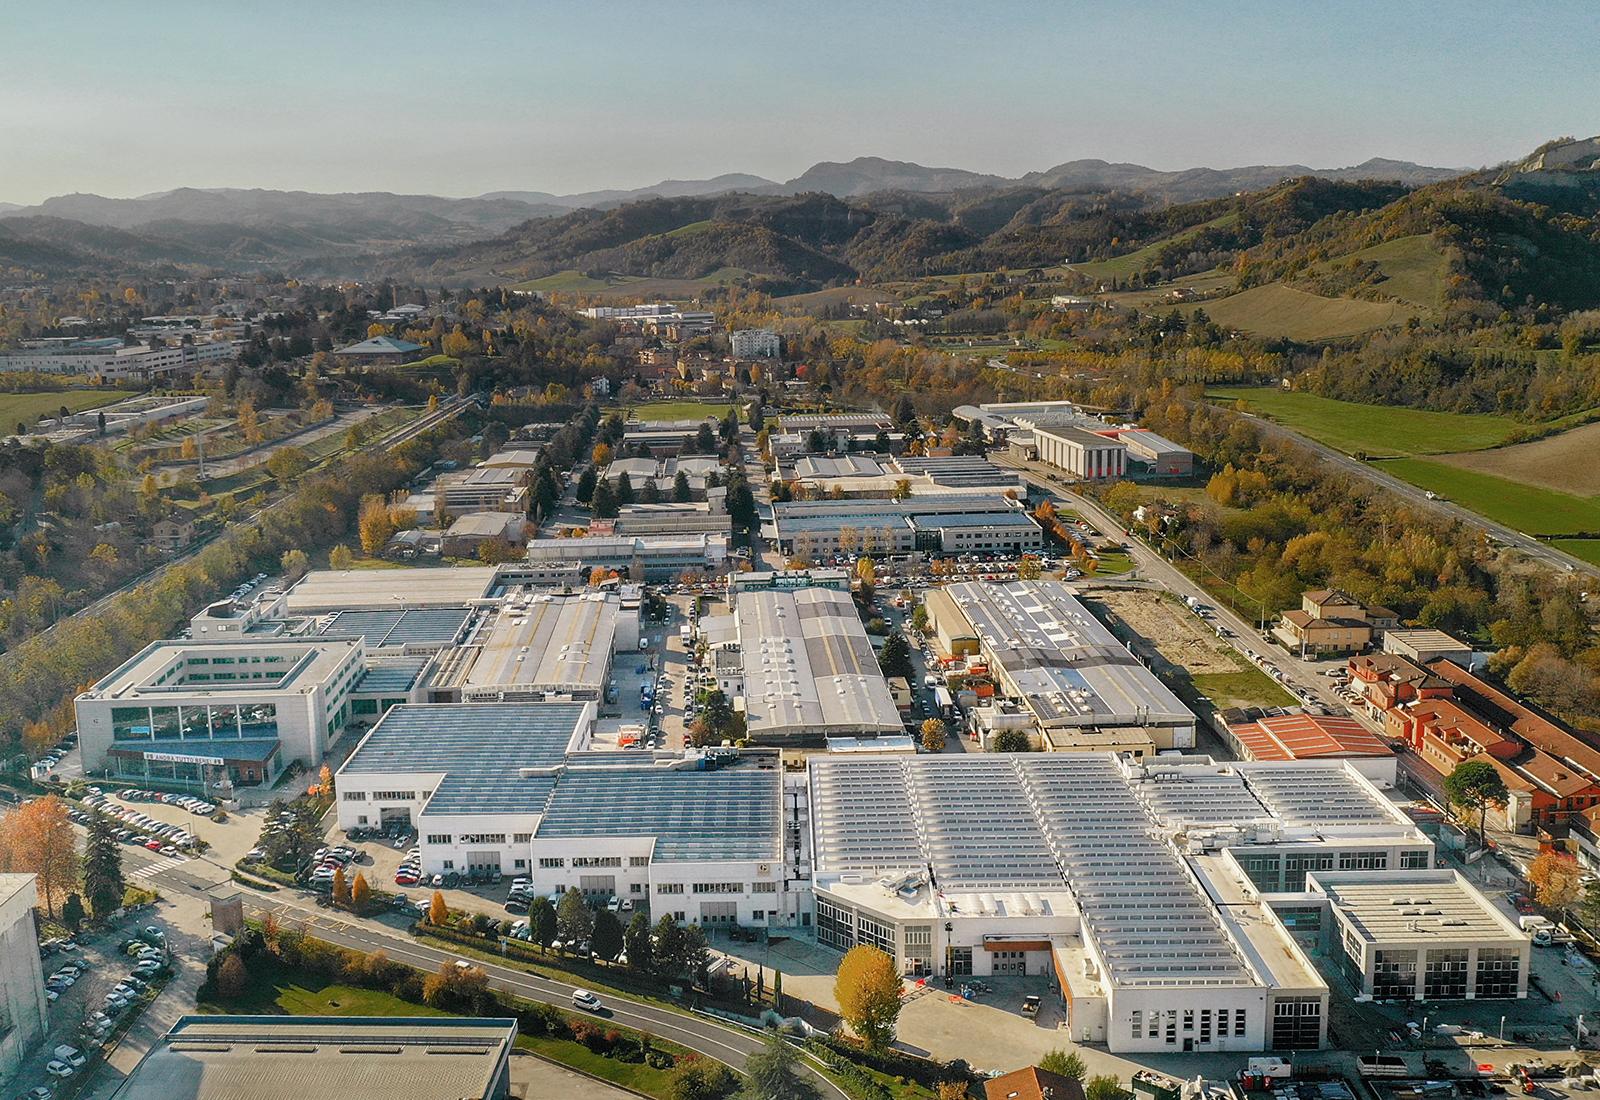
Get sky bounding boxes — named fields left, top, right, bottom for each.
left=2, top=0, right=1598, bottom=205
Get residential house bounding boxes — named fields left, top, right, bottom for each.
left=150, top=515, right=196, bottom=552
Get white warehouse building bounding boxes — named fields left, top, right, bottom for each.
left=1031, top=425, right=1127, bottom=481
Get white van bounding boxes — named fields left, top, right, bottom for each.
left=572, top=989, right=603, bottom=1012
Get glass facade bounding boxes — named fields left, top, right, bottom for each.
left=1476, top=948, right=1521, bottom=998
left=109, top=702, right=278, bottom=742
left=817, top=897, right=854, bottom=950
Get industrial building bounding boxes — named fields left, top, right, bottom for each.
left=955, top=401, right=1194, bottom=479
left=1307, top=870, right=1530, bottom=1000
left=0, top=875, right=48, bottom=1083
left=431, top=467, right=530, bottom=515
left=782, top=454, right=1025, bottom=499
left=771, top=495, right=1043, bottom=558
left=1028, top=425, right=1128, bottom=481
left=75, top=636, right=366, bottom=790
left=336, top=703, right=793, bottom=920
left=110, top=1015, right=518, bottom=1100
left=283, top=567, right=499, bottom=614
left=716, top=587, right=904, bottom=745
left=1224, top=714, right=1396, bottom=783
left=518, top=533, right=729, bottom=581
left=926, top=581, right=1196, bottom=749
left=421, top=589, right=634, bottom=703
left=316, top=607, right=473, bottom=657
left=1382, top=628, right=1473, bottom=668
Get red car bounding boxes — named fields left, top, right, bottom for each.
left=143, top=839, right=162, bottom=852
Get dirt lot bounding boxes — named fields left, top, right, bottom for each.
left=1091, top=587, right=1237, bottom=675
left=1436, top=419, right=1600, bottom=496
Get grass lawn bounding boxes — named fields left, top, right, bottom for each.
left=1191, top=665, right=1298, bottom=710
left=1, top=388, right=136, bottom=428
left=1072, top=215, right=1237, bottom=281
left=1309, top=234, right=1446, bottom=311
left=1090, top=550, right=1136, bottom=575
left=1549, top=539, right=1600, bottom=566
left=1378, top=457, right=1600, bottom=536
left=1207, top=386, right=1524, bottom=457
left=202, top=958, right=688, bottom=1099
left=624, top=401, right=737, bottom=422
left=394, top=355, right=461, bottom=371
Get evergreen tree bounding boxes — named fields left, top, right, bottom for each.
left=878, top=632, right=914, bottom=681
left=575, top=466, right=597, bottom=503
left=529, top=896, right=558, bottom=952
left=624, top=909, right=654, bottom=973
left=673, top=470, right=692, bottom=502
left=591, top=479, right=619, bottom=518
left=556, top=887, right=594, bottom=947
left=616, top=472, right=635, bottom=506
left=592, top=908, right=624, bottom=960
left=742, top=1032, right=818, bottom=1100
left=82, top=811, right=124, bottom=918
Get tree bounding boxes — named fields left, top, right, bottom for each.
left=668, top=1057, right=738, bottom=1100
left=653, top=914, right=688, bottom=978
left=616, top=472, right=636, bottom=505
left=1101, top=481, right=1143, bottom=520
left=428, top=889, right=449, bottom=925
left=423, top=960, right=490, bottom=1011
left=332, top=865, right=350, bottom=907
left=1529, top=852, right=1584, bottom=918
left=62, top=892, right=85, bottom=932
left=1443, top=760, right=1509, bottom=848
left=529, top=895, right=558, bottom=952
left=1039, top=1050, right=1086, bottom=1082
left=920, top=718, right=948, bottom=754
left=742, top=1032, right=818, bottom=1100
left=575, top=466, right=598, bottom=503
left=856, top=557, right=876, bottom=588
left=265, top=445, right=311, bottom=486
left=624, top=909, right=654, bottom=972
left=556, top=886, right=594, bottom=947
left=591, top=478, right=619, bottom=518
left=0, top=796, right=77, bottom=916
left=82, top=810, right=125, bottom=918
left=674, top=470, right=692, bottom=502
left=329, top=543, right=355, bottom=570
left=592, top=908, right=624, bottom=961
left=834, top=945, right=901, bottom=1050
left=1016, top=554, right=1043, bottom=581
left=217, top=953, right=249, bottom=999
left=593, top=442, right=614, bottom=466
left=1085, top=1077, right=1128, bottom=1100
left=878, top=632, right=914, bottom=682
left=280, top=548, right=310, bottom=580
left=991, top=729, right=1034, bottom=753
left=358, top=495, right=397, bottom=555
left=351, top=872, right=372, bottom=913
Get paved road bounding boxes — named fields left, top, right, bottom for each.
left=117, top=846, right=847, bottom=1100
left=1225, top=406, right=1600, bottom=580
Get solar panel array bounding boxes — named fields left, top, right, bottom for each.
left=1019, top=755, right=1254, bottom=987
left=354, top=658, right=429, bottom=695
left=909, top=758, right=1061, bottom=888
left=809, top=756, right=921, bottom=871
left=1131, top=768, right=1273, bottom=829
left=1240, top=764, right=1398, bottom=827
left=535, top=767, right=781, bottom=861
left=320, top=607, right=472, bottom=649
left=340, top=703, right=582, bottom=814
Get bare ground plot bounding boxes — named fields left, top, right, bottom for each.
left=1093, top=588, right=1238, bottom=676
left=1434, top=419, right=1600, bottom=496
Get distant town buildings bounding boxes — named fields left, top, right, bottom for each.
left=729, top=328, right=781, bottom=358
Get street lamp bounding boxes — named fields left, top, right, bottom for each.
left=1499, top=1015, right=1506, bottom=1042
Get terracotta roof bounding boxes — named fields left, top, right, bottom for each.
left=1305, top=588, right=1362, bottom=608
left=1228, top=714, right=1393, bottom=761
left=1349, top=653, right=1450, bottom=690
left=984, top=1068, right=1087, bottom=1100
left=1427, top=660, right=1600, bottom=781
left=1408, top=698, right=1515, bottom=756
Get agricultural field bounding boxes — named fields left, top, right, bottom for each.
left=1207, top=387, right=1524, bottom=457
left=1306, top=233, right=1447, bottom=311
left=1190, top=283, right=1419, bottom=341
left=511, top=267, right=753, bottom=299
left=1071, top=214, right=1237, bottom=281
left=1377, top=457, right=1600, bottom=537
left=0, top=388, right=136, bottom=428
left=622, top=400, right=737, bottom=422
left=1099, top=268, right=1236, bottom=310
left=1433, top=419, right=1600, bottom=496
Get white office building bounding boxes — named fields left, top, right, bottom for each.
left=730, top=329, right=781, bottom=358
left=75, top=637, right=366, bottom=791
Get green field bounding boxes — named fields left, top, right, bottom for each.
left=1378, top=457, right=1600, bottom=536
left=204, top=959, right=688, bottom=1098
left=1549, top=539, right=1600, bottom=565
left=1208, top=387, right=1523, bottom=457
left=1193, top=283, right=1418, bottom=341
left=512, top=267, right=753, bottom=298
left=394, top=354, right=461, bottom=371
left=1, top=388, right=136, bottom=428
left=1192, top=666, right=1298, bottom=710
left=1311, top=234, right=1447, bottom=311
left=624, top=401, right=737, bottom=422
left=1072, top=215, right=1237, bottom=281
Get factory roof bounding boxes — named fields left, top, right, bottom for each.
left=284, top=568, right=498, bottom=613
left=793, top=455, right=886, bottom=479
left=1228, top=714, right=1393, bottom=762
left=534, top=765, right=781, bottom=861
left=447, top=513, right=527, bottom=539
left=1308, top=869, right=1526, bottom=944
left=338, top=702, right=588, bottom=815
left=1033, top=423, right=1122, bottom=449
left=604, top=457, right=660, bottom=481
left=353, top=659, right=429, bottom=696
left=942, top=581, right=1191, bottom=728
left=111, top=1015, right=517, bottom=1100
left=909, top=510, right=1039, bottom=530
left=481, top=448, right=542, bottom=469
left=777, top=412, right=893, bottom=432
left=462, top=591, right=618, bottom=696
left=333, top=335, right=424, bottom=357
left=735, top=588, right=903, bottom=737
left=318, top=607, right=472, bottom=650
left=892, top=455, right=1021, bottom=488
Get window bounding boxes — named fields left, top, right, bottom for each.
left=629, top=855, right=650, bottom=867
left=357, top=815, right=368, bottom=825
left=573, top=856, right=622, bottom=868
left=1131, top=1010, right=1143, bottom=1039
left=1338, top=850, right=1388, bottom=871
left=1235, top=1009, right=1246, bottom=1037
left=442, top=860, right=454, bottom=869
left=514, top=833, right=532, bottom=843
left=539, top=857, right=565, bottom=868
left=817, top=897, right=854, bottom=951
left=513, top=858, right=526, bottom=869
left=692, top=882, right=742, bottom=894
left=461, top=833, right=507, bottom=845
left=656, top=883, right=684, bottom=895
left=630, top=883, right=642, bottom=894
left=1400, top=850, right=1431, bottom=869
left=752, top=881, right=777, bottom=894
left=426, top=834, right=452, bottom=844
left=372, top=791, right=416, bottom=802
left=342, top=791, right=366, bottom=801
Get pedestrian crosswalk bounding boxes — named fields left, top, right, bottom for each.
left=130, top=856, right=187, bottom=881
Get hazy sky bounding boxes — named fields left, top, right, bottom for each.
left=3, top=0, right=1597, bottom=204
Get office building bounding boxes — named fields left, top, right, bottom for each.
left=517, top=533, right=729, bottom=581
left=0, top=875, right=48, bottom=1082
left=771, top=495, right=1043, bottom=558
left=283, top=567, right=499, bottom=614
left=730, top=329, right=781, bottom=358
left=110, top=1015, right=518, bottom=1100
left=75, top=637, right=366, bottom=790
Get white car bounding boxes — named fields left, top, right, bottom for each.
left=571, top=989, right=603, bottom=1012
left=45, top=1060, right=74, bottom=1078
